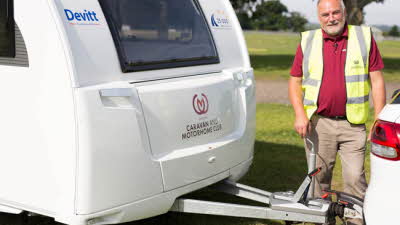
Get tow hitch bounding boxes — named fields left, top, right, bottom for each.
left=170, top=139, right=363, bottom=224
left=170, top=168, right=364, bottom=224
left=170, top=140, right=364, bottom=224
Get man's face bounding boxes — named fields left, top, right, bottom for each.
left=318, top=0, right=346, bottom=36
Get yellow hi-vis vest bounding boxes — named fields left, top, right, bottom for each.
left=301, top=25, right=371, bottom=124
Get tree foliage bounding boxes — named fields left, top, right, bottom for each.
left=388, top=25, right=400, bottom=37
left=288, top=12, right=309, bottom=32
left=237, top=0, right=307, bottom=32
left=229, top=0, right=386, bottom=26
left=229, top=0, right=257, bottom=13
left=252, top=0, right=289, bottom=31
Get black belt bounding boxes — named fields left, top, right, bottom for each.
left=318, top=114, right=347, bottom=120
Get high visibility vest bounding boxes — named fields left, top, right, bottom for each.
left=301, top=25, right=371, bottom=124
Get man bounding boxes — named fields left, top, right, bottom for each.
left=288, top=0, right=386, bottom=224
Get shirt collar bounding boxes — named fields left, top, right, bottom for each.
left=322, top=23, right=348, bottom=41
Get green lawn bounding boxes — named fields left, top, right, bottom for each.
left=245, top=32, right=400, bottom=82
left=252, top=104, right=374, bottom=193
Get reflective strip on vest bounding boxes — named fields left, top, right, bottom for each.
left=301, top=25, right=372, bottom=124
left=355, top=26, right=368, bottom=68
left=347, top=95, right=369, bottom=104
left=345, top=74, right=369, bottom=83
left=302, top=78, right=319, bottom=87
left=303, top=30, right=316, bottom=80
left=303, top=98, right=315, bottom=106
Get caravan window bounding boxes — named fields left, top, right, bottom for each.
left=0, top=0, right=15, bottom=57
left=99, top=0, right=219, bottom=72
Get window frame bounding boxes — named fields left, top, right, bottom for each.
left=98, top=0, right=220, bottom=73
left=0, top=0, right=15, bottom=58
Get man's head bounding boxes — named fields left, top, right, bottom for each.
left=317, top=0, right=346, bottom=37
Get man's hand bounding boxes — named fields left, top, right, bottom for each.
left=294, top=114, right=311, bottom=138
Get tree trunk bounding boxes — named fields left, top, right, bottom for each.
left=344, top=0, right=364, bottom=25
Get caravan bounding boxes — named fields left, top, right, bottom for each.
left=0, top=0, right=255, bottom=224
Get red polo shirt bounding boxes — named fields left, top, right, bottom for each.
left=290, top=25, right=384, bottom=117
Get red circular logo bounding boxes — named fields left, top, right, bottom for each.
left=193, top=94, right=209, bottom=115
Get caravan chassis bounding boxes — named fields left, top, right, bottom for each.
left=0, top=172, right=364, bottom=225
left=169, top=139, right=364, bottom=224
left=170, top=173, right=364, bottom=225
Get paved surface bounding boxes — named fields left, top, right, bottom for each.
left=256, top=79, right=400, bottom=105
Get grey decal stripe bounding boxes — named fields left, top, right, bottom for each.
left=302, top=78, right=319, bottom=87
left=303, top=30, right=316, bottom=79
left=345, top=74, right=369, bottom=83
left=355, top=26, right=368, bottom=68
left=303, top=99, right=315, bottom=106
left=347, top=95, right=369, bottom=104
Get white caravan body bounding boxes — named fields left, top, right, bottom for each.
left=0, top=0, right=255, bottom=224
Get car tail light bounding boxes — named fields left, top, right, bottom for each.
left=371, top=120, right=400, bottom=161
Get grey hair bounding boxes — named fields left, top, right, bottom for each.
left=317, top=0, right=346, bottom=10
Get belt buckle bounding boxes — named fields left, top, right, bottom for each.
left=333, top=116, right=346, bottom=120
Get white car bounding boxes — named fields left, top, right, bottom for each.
left=364, top=90, right=400, bottom=225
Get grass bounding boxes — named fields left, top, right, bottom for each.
left=245, top=32, right=400, bottom=82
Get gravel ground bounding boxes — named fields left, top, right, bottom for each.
left=256, top=79, right=400, bottom=105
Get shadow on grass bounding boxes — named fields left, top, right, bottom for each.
left=128, top=141, right=308, bottom=225
left=242, top=141, right=308, bottom=194
left=382, top=57, right=400, bottom=73
left=250, top=55, right=294, bottom=71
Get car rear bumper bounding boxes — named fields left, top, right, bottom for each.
left=364, top=153, right=400, bottom=225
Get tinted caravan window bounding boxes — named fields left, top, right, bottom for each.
left=99, top=0, right=219, bottom=72
left=0, top=0, right=15, bottom=57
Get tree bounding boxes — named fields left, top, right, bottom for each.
left=229, top=0, right=257, bottom=13
left=388, top=25, right=400, bottom=37
left=230, top=0, right=385, bottom=25
left=313, top=0, right=385, bottom=25
left=252, top=0, right=289, bottom=31
left=236, top=13, right=254, bottom=29
left=288, top=12, right=308, bottom=32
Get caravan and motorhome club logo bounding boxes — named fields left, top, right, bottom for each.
left=193, top=94, right=209, bottom=115
left=181, top=93, right=222, bottom=140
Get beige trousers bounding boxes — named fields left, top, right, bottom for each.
left=305, top=116, right=367, bottom=225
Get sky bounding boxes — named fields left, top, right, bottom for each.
left=279, top=0, right=400, bottom=27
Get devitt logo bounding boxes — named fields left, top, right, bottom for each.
left=64, top=9, right=100, bottom=25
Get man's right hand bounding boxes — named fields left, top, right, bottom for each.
left=294, top=114, right=311, bottom=138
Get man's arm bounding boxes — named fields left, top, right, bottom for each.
left=288, top=76, right=310, bottom=138
left=368, top=70, right=386, bottom=140
left=370, top=70, right=386, bottom=119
